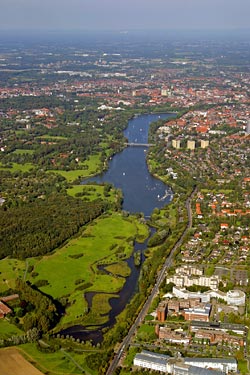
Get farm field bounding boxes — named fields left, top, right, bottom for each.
left=0, top=348, right=45, bottom=375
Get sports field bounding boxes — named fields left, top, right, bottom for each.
left=0, top=348, right=45, bottom=375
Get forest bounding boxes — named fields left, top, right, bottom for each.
left=0, top=193, right=107, bottom=259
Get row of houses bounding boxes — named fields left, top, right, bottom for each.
left=155, top=324, right=245, bottom=348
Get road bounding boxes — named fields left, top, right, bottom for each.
left=106, top=187, right=197, bottom=375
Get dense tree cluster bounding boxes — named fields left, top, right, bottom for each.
left=0, top=193, right=107, bottom=259
left=15, top=279, right=58, bottom=333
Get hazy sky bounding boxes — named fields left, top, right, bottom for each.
left=0, top=0, right=249, bottom=31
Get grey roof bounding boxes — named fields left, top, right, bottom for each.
left=184, top=357, right=237, bottom=364
left=141, top=349, right=170, bottom=360
left=134, top=353, right=167, bottom=366
left=189, top=365, right=224, bottom=374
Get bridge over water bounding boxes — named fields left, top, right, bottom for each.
left=125, top=142, right=155, bottom=147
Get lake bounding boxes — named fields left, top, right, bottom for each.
left=84, top=113, right=175, bottom=216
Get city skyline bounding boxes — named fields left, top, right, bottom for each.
left=0, top=0, right=249, bottom=32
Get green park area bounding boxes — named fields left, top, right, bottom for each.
left=0, top=162, right=34, bottom=173
left=19, top=343, right=95, bottom=375
left=12, top=149, right=34, bottom=155
left=0, top=319, right=24, bottom=340
left=50, top=153, right=102, bottom=182
left=0, top=258, right=26, bottom=293
left=67, top=184, right=117, bottom=202
left=0, top=213, right=149, bottom=329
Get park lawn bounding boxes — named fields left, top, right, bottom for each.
left=0, top=258, right=26, bottom=293
left=27, top=213, right=144, bottom=325
left=50, top=154, right=102, bottom=182
left=79, top=153, right=101, bottom=174
left=137, top=323, right=155, bottom=334
left=136, top=323, right=156, bottom=341
left=238, top=359, right=248, bottom=375
left=20, top=343, right=90, bottom=375
left=48, top=169, right=91, bottom=182
left=38, top=135, right=67, bottom=141
left=12, top=149, right=34, bottom=154
left=0, top=319, right=24, bottom=339
left=67, top=184, right=117, bottom=203
left=201, top=188, right=233, bottom=194
left=0, top=162, right=34, bottom=173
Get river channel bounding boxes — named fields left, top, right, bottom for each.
left=60, top=113, right=175, bottom=343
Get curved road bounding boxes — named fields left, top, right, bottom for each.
left=106, top=186, right=197, bottom=375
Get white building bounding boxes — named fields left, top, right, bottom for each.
left=172, top=139, right=181, bottom=149
left=184, top=357, right=237, bottom=374
left=167, top=274, right=220, bottom=290
left=134, top=351, right=237, bottom=374
left=172, top=287, right=246, bottom=306
left=133, top=350, right=169, bottom=373
left=200, top=139, right=209, bottom=148
left=187, top=140, right=196, bottom=150
left=226, top=290, right=245, bottom=306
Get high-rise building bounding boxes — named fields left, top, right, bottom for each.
left=246, top=119, right=250, bottom=135
left=157, top=301, right=168, bottom=322
left=200, top=140, right=209, bottom=148
left=172, top=139, right=181, bottom=149
left=187, top=140, right=195, bottom=150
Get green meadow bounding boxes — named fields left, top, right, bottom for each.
left=38, top=135, right=67, bottom=141
left=0, top=320, right=24, bottom=340
left=29, top=213, right=148, bottom=327
left=50, top=153, right=102, bottom=182
left=12, top=149, right=34, bottom=155
left=0, top=213, right=149, bottom=329
left=0, top=258, right=26, bottom=292
left=19, top=343, right=94, bottom=375
left=0, top=162, right=34, bottom=173
left=67, top=184, right=117, bottom=202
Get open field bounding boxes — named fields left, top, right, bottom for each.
left=20, top=343, right=97, bottom=375
left=0, top=162, right=34, bottom=172
left=50, top=153, right=102, bottom=182
left=30, top=213, right=146, bottom=326
left=0, top=258, right=26, bottom=292
left=0, top=348, right=45, bottom=375
left=0, top=319, right=24, bottom=339
left=0, top=213, right=149, bottom=328
left=12, top=149, right=34, bottom=154
left=37, top=135, right=67, bottom=141
left=67, top=183, right=117, bottom=202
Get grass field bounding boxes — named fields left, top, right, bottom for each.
left=37, top=135, right=67, bottom=141
left=0, top=319, right=24, bottom=339
left=29, top=213, right=145, bottom=326
left=0, top=162, right=34, bottom=172
left=0, top=258, right=26, bottom=292
left=20, top=343, right=98, bottom=375
left=67, top=183, right=117, bottom=202
left=12, top=149, right=34, bottom=154
left=0, top=348, right=45, bottom=375
left=0, top=213, right=148, bottom=328
left=50, top=153, right=102, bottom=182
